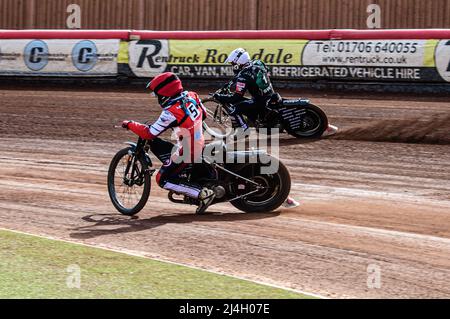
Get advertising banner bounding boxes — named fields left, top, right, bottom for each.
left=128, top=39, right=308, bottom=78
left=299, top=39, right=441, bottom=82
left=0, top=39, right=119, bottom=76
left=127, top=38, right=450, bottom=83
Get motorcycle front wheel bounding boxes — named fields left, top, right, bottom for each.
left=202, top=97, right=234, bottom=139
left=107, top=147, right=151, bottom=215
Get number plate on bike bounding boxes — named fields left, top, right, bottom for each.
left=279, top=108, right=307, bottom=130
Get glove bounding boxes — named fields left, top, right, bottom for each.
left=122, top=120, right=133, bottom=129
left=213, top=92, right=225, bottom=100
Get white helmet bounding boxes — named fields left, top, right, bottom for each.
left=225, top=48, right=251, bottom=73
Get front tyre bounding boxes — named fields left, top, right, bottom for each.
left=202, top=97, right=233, bottom=139
left=230, top=158, right=291, bottom=213
left=107, top=147, right=151, bottom=216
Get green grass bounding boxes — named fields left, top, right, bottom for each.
left=0, top=229, right=314, bottom=299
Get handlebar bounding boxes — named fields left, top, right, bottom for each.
left=209, top=80, right=233, bottom=97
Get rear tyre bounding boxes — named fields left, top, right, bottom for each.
left=229, top=158, right=291, bottom=213
left=107, top=147, right=151, bottom=216
left=288, top=104, right=328, bottom=138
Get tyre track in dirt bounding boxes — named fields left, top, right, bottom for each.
left=1, top=88, right=450, bottom=298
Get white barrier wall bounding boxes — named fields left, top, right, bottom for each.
left=1, top=30, right=450, bottom=83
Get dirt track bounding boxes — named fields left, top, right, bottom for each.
left=1, top=86, right=450, bottom=298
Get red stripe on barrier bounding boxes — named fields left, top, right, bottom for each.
left=1, top=29, right=450, bottom=40
left=0, top=30, right=130, bottom=39
left=330, top=29, right=450, bottom=39
left=131, top=30, right=333, bottom=40
left=131, top=29, right=450, bottom=40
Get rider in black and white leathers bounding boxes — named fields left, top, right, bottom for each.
left=213, top=48, right=277, bottom=131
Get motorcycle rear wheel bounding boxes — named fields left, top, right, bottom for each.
left=229, top=158, right=291, bottom=213
left=287, top=103, right=328, bottom=138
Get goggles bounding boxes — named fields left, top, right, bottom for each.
left=231, top=63, right=241, bottom=71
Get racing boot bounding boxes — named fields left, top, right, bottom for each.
left=196, top=188, right=216, bottom=215
left=322, top=124, right=339, bottom=137
left=282, top=196, right=300, bottom=209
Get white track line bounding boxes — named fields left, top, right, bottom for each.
left=0, top=227, right=327, bottom=299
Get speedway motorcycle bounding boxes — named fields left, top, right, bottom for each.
left=202, top=81, right=331, bottom=139
left=107, top=137, right=291, bottom=216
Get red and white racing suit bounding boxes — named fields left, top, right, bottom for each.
left=127, top=91, right=207, bottom=199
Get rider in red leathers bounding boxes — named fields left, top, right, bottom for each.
left=122, top=72, right=215, bottom=214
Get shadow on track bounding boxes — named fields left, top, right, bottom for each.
left=70, top=211, right=280, bottom=240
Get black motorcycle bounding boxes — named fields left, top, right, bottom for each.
left=107, top=137, right=291, bottom=216
left=202, top=82, right=329, bottom=139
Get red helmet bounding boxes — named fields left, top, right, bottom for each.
left=146, top=72, right=183, bottom=97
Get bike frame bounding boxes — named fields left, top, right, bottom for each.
left=122, top=136, right=268, bottom=203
